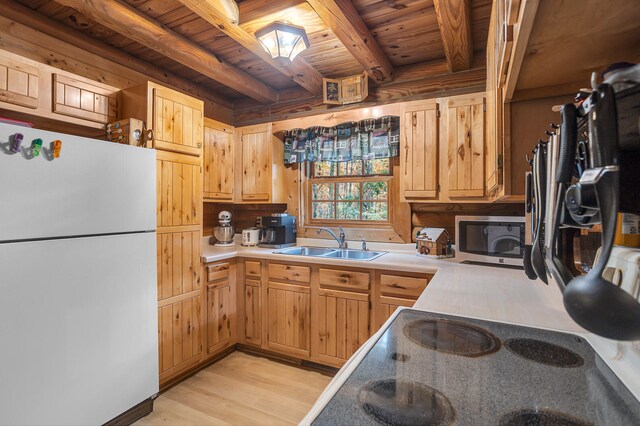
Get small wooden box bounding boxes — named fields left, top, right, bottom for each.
left=106, top=118, right=149, bottom=147
left=322, top=72, right=368, bottom=105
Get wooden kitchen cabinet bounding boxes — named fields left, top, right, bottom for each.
left=267, top=281, right=311, bottom=358
left=205, top=261, right=236, bottom=357
left=233, top=123, right=287, bottom=204
left=0, top=55, right=39, bottom=109
left=401, top=101, right=440, bottom=201
left=317, top=288, right=370, bottom=366
left=376, top=272, right=432, bottom=328
left=239, top=123, right=271, bottom=202
left=121, top=81, right=203, bottom=156
left=203, top=118, right=234, bottom=201
left=156, top=230, right=201, bottom=301
left=241, top=260, right=263, bottom=346
left=445, top=94, right=486, bottom=198
left=156, top=151, right=202, bottom=228
left=158, top=294, right=202, bottom=383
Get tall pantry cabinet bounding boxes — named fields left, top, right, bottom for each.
left=122, top=82, right=204, bottom=386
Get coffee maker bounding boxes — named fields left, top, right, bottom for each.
left=258, top=213, right=297, bottom=248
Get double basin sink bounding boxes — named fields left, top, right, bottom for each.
left=274, top=246, right=386, bottom=261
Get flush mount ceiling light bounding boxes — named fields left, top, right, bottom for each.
left=255, top=22, right=310, bottom=61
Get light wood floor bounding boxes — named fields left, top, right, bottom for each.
left=135, top=352, right=333, bottom=426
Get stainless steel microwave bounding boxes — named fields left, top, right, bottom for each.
left=455, top=216, right=526, bottom=267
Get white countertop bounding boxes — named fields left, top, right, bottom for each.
left=201, top=238, right=640, bottom=422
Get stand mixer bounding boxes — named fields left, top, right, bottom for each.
left=213, top=211, right=235, bottom=247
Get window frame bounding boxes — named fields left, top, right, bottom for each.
left=306, top=159, right=393, bottom=227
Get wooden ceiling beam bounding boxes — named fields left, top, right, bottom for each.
left=307, top=0, right=394, bottom=83
left=177, top=0, right=323, bottom=96
left=55, top=0, right=278, bottom=103
left=234, top=66, right=486, bottom=125
left=0, top=1, right=234, bottom=109
left=433, top=0, right=474, bottom=72
left=238, top=0, right=306, bottom=24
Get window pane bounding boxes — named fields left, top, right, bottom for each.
left=338, top=160, right=363, bottom=176
left=363, top=181, right=388, bottom=200
left=313, top=202, right=335, bottom=219
left=315, top=161, right=338, bottom=177
left=312, top=183, right=334, bottom=200
left=337, top=202, right=360, bottom=220
left=362, top=202, right=388, bottom=221
left=337, top=182, right=361, bottom=200
left=364, top=158, right=391, bottom=175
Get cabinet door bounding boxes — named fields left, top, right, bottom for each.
left=0, top=56, right=39, bottom=109
left=206, top=280, right=234, bottom=355
left=401, top=102, right=439, bottom=200
left=244, top=278, right=262, bottom=346
left=447, top=96, right=486, bottom=197
left=203, top=121, right=234, bottom=201
left=378, top=296, right=415, bottom=329
left=317, top=288, right=370, bottom=366
left=157, top=230, right=201, bottom=301
left=158, top=294, right=202, bottom=384
left=267, top=282, right=311, bottom=357
left=156, top=151, right=202, bottom=227
left=153, top=86, right=204, bottom=157
left=241, top=124, right=271, bottom=202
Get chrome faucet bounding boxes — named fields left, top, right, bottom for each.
left=317, top=226, right=347, bottom=249
left=361, top=238, right=367, bottom=251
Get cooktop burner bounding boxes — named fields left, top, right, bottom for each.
left=505, top=338, right=584, bottom=368
left=499, top=409, right=591, bottom=426
left=358, top=379, right=455, bottom=426
left=403, top=318, right=501, bottom=357
left=312, top=310, right=640, bottom=426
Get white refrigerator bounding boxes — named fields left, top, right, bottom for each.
left=0, top=123, right=159, bottom=425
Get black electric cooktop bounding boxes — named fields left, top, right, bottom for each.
left=312, top=309, right=640, bottom=425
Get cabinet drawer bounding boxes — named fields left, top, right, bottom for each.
left=268, top=263, right=310, bottom=284
left=207, top=262, right=230, bottom=282
left=319, top=269, right=369, bottom=292
left=380, top=274, right=429, bottom=299
left=245, top=260, right=261, bottom=278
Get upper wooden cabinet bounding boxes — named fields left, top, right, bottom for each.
left=0, top=55, right=39, bottom=109
left=121, top=81, right=203, bottom=156
left=240, top=124, right=271, bottom=202
left=401, top=101, right=439, bottom=201
left=156, top=151, right=202, bottom=228
left=203, top=118, right=234, bottom=201
left=233, top=123, right=287, bottom=204
left=445, top=94, right=486, bottom=198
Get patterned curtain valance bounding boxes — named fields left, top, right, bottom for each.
left=283, top=115, right=400, bottom=165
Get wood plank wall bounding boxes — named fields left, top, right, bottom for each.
left=203, top=203, right=288, bottom=236
left=411, top=203, right=525, bottom=241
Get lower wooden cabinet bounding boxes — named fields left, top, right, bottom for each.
left=158, top=293, right=202, bottom=383
left=267, top=282, right=311, bottom=357
left=317, top=288, right=370, bottom=366
left=206, top=280, right=233, bottom=355
left=244, top=278, right=262, bottom=346
left=205, top=261, right=236, bottom=358
left=378, top=296, right=415, bottom=329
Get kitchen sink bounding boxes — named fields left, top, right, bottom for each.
left=275, top=246, right=336, bottom=256
left=274, top=246, right=386, bottom=261
left=322, top=249, right=386, bottom=261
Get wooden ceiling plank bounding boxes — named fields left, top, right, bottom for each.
left=238, top=0, right=306, bottom=25
left=55, top=0, right=278, bottom=103
left=307, top=0, right=394, bottom=83
left=233, top=66, right=486, bottom=125
left=433, top=0, right=474, bottom=72
left=177, top=0, right=323, bottom=96
left=0, top=0, right=234, bottom=108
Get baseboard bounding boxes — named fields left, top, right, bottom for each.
left=104, top=397, right=155, bottom=426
